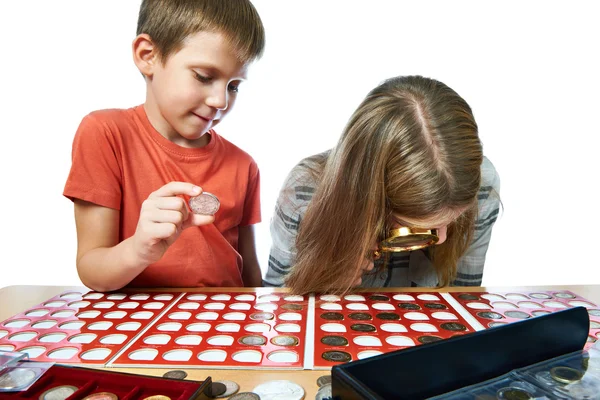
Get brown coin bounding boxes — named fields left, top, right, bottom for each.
left=239, top=335, right=266, bottom=346
left=316, top=375, right=332, bottom=387
left=351, top=323, right=376, bottom=332
left=496, top=388, right=533, bottom=400
left=281, top=303, right=303, bottom=310
left=249, top=312, right=274, bottom=321
left=348, top=312, right=372, bottom=320
left=320, top=312, right=344, bottom=320
left=376, top=312, right=400, bottom=320
left=270, top=335, right=299, bottom=346
left=417, top=335, right=443, bottom=344
left=398, top=303, right=421, bottom=310
left=440, top=322, right=467, bottom=331
left=424, top=303, right=447, bottom=310
left=82, top=393, right=118, bottom=400
left=209, top=382, right=227, bottom=397
left=322, top=350, right=352, bottom=362
left=477, top=311, right=504, bottom=319
left=458, top=293, right=480, bottom=300
left=212, top=380, right=240, bottom=398
left=228, top=393, right=260, bottom=400
left=162, top=370, right=187, bottom=380
left=504, top=311, right=530, bottom=319
left=189, top=192, right=220, bottom=215
left=368, top=294, right=390, bottom=301
left=321, top=335, right=348, bottom=346
left=39, top=385, right=78, bottom=400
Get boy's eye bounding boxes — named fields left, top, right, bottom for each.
left=193, top=72, right=211, bottom=83
left=228, top=83, right=240, bottom=93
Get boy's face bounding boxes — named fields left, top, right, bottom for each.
left=144, top=31, right=248, bottom=146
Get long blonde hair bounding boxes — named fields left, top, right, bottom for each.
left=286, top=76, right=482, bottom=294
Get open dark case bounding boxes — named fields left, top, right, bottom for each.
left=331, top=306, right=599, bottom=399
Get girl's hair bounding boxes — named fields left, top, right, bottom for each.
left=286, top=75, right=483, bottom=294
left=137, top=0, right=265, bottom=64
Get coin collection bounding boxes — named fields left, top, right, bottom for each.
left=450, top=290, right=600, bottom=349
left=432, top=344, right=600, bottom=399
left=0, top=363, right=208, bottom=399
left=1, top=289, right=598, bottom=370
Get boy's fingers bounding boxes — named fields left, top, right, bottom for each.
left=183, top=214, right=215, bottom=230
left=150, top=182, right=201, bottom=198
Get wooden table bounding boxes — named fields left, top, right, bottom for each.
left=1, top=285, right=598, bottom=399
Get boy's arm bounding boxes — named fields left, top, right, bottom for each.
left=239, top=225, right=262, bottom=287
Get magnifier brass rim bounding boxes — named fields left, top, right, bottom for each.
left=379, top=227, right=439, bottom=252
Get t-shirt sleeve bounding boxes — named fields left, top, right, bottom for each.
left=239, top=160, right=261, bottom=226
left=63, top=113, right=122, bottom=210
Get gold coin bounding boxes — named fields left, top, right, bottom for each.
left=82, top=392, right=118, bottom=400
left=39, top=385, right=78, bottom=400
left=143, top=396, right=171, bottom=400
left=550, top=366, right=583, bottom=384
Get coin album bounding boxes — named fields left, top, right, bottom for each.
left=0, top=363, right=211, bottom=399
left=0, top=289, right=598, bottom=371
left=332, top=307, right=600, bottom=399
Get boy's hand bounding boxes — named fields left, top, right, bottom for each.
left=131, top=182, right=214, bottom=266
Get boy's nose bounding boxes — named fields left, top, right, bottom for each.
left=206, top=85, right=229, bottom=111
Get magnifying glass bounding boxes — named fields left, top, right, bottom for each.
left=372, top=226, right=439, bottom=260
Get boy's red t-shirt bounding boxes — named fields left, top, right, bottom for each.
left=63, top=105, right=261, bottom=287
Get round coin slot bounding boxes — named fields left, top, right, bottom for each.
left=77, top=310, right=101, bottom=318
left=129, top=294, right=150, bottom=300
left=118, top=301, right=139, bottom=309
left=19, top=346, right=46, bottom=358
left=380, top=323, right=408, bottom=333
left=386, top=336, right=415, bottom=346
left=275, top=323, right=301, bottom=333
left=67, top=301, right=89, bottom=308
left=267, top=350, right=298, bottom=363
left=229, top=303, right=251, bottom=310
left=99, top=334, right=127, bottom=344
left=207, top=335, right=233, bottom=346
left=82, top=292, right=103, bottom=299
left=157, top=322, right=182, bottom=331
left=254, top=303, right=278, bottom=311
left=234, top=294, right=255, bottom=301
left=0, top=330, right=7, bottom=339
left=320, top=323, right=346, bottom=333
left=153, top=294, right=173, bottom=301
left=93, top=301, right=115, bottom=309
left=185, top=323, right=211, bottom=332
left=210, top=294, right=231, bottom=301
left=417, top=294, right=439, bottom=301
left=404, top=312, right=429, bottom=321
left=106, top=293, right=127, bottom=300
left=31, top=320, right=57, bottom=329
left=169, top=311, right=192, bottom=320
left=279, top=312, right=302, bottom=321
left=492, top=302, right=518, bottom=309
left=47, top=347, right=78, bottom=360
left=480, top=293, right=506, bottom=301
left=44, top=301, right=67, bottom=308
left=216, top=323, right=240, bottom=332
left=196, top=312, right=219, bottom=320
left=410, top=323, right=438, bottom=332
left=116, top=322, right=142, bottom=331
left=61, top=292, right=83, bottom=299
left=320, top=303, right=342, bottom=311
left=143, top=302, right=164, bottom=310
left=543, top=301, right=567, bottom=308
left=344, top=295, right=366, bottom=301
left=431, top=312, right=458, bottom=320
left=569, top=300, right=595, bottom=308
left=517, top=301, right=543, bottom=309
left=175, top=335, right=202, bottom=345
left=372, top=303, right=395, bottom=311
left=104, top=311, right=127, bottom=319
left=131, top=311, right=154, bottom=319
left=51, top=310, right=76, bottom=318
left=358, top=350, right=382, bottom=359
left=320, top=295, right=341, bottom=302
left=129, top=348, right=158, bottom=361
left=178, top=302, right=200, bottom=310
left=466, top=302, right=492, bottom=310
left=223, top=312, right=246, bottom=321
left=198, top=349, right=227, bottom=362
left=58, top=321, right=86, bottom=330
left=346, top=303, right=369, bottom=311
left=505, top=293, right=529, bottom=300
left=284, top=295, right=304, bottom=302
left=258, top=294, right=280, bottom=302
left=25, top=309, right=49, bottom=317
left=0, top=345, right=14, bottom=351
left=4, top=319, right=30, bottom=328
left=244, top=323, right=271, bottom=333
left=86, top=321, right=113, bottom=330
left=143, top=334, right=171, bottom=345
left=393, top=294, right=415, bottom=301
left=9, top=331, right=37, bottom=341
left=80, top=348, right=111, bottom=360
left=39, top=332, right=67, bottom=343
left=187, top=294, right=207, bottom=301
left=163, top=349, right=192, bottom=361
left=353, top=336, right=382, bottom=346
left=232, top=350, right=262, bottom=363
left=204, top=302, right=226, bottom=310
left=68, top=333, right=97, bottom=344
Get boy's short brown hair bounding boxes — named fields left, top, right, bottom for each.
left=137, top=0, right=265, bottom=64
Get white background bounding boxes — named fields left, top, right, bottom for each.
left=1, top=1, right=599, bottom=289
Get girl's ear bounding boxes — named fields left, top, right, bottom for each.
left=132, top=33, right=157, bottom=78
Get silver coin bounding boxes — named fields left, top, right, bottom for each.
left=213, top=380, right=240, bottom=398
left=477, top=311, right=504, bottom=319
left=316, top=383, right=332, bottom=400
left=529, top=293, right=552, bottom=299
left=229, top=393, right=260, bottom=400
left=189, top=192, right=220, bottom=215
left=554, top=292, right=576, bottom=299
left=239, top=335, right=267, bottom=346
left=252, top=380, right=305, bottom=400
left=163, top=370, right=187, bottom=380
left=0, top=368, right=37, bottom=389
left=40, top=385, right=79, bottom=400
left=504, top=310, right=531, bottom=319
left=250, top=312, right=274, bottom=321
left=316, top=375, right=331, bottom=387
left=270, top=335, right=299, bottom=346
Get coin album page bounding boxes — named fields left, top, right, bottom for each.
left=0, top=289, right=599, bottom=371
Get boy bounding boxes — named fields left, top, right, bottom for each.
left=63, top=0, right=265, bottom=292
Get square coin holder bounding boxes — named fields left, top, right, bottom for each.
left=0, top=351, right=53, bottom=392
left=0, top=363, right=211, bottom=399
left=449, top=289, right=600, bottom=348
left=331, top=307, right=591, bottom=399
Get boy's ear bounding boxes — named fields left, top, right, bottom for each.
left=132, top=34, right=158, bottom=77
